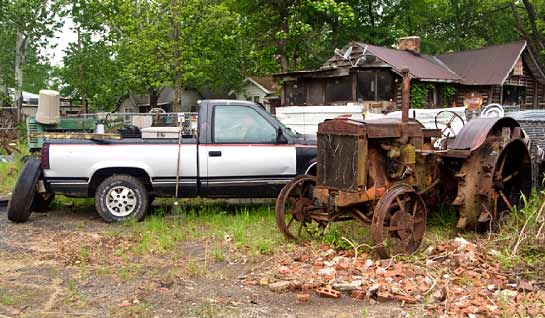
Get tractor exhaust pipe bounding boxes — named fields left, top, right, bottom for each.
left=401, top=68, right=410, bottom=124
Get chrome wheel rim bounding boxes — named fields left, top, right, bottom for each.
left=106, top=186, right=137, bottom=217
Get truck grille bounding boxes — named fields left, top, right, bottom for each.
left=317, top=134, right=360, bottom=190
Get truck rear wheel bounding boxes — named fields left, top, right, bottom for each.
left=8, top=158, right=42, bottom=223
left=95, top=175, right=149, bottom=223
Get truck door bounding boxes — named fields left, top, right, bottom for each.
left=200, top=104, right=296, bottom=197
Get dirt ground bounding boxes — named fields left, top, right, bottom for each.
left=0, top=206, right=416, bottom=318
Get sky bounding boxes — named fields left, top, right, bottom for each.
left=46, top=17, right=77, bottom=66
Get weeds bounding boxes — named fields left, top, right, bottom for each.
left=486, top=190, right=545, bottom=276
left=196, top=301, right=220, bottom=318
left=0, top=293, right=13, bottom=306
left=0, top=146, right=28, bottom=194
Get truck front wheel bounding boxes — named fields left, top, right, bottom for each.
left=95, top=175, right=148, bottom=223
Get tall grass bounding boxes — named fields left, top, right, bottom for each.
left=0, top=146, right=30, bottom=194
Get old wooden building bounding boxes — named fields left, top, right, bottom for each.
left=273, top=37, right=545, bottom=111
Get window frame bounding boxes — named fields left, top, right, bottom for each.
left=211, top=105, right=279, bottom=144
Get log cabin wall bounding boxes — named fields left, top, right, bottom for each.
left=503, top=59, right=537, bottom=108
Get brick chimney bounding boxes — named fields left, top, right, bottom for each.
left=398, top=36, right=420, bottom=53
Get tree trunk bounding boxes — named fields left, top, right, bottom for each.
left=149, top=90, right=159, bottom=109
left=173, top=19, right=182, bottom=112
left=174, top=68, right=182, bottom=112
left=278, top=20, right=289, bottom=72
left=14, top=30, right=27, bottom=122
left=0, top=62, right=6, bottom=108
left=277, top=4, right=290, bottom=72
left=77, top=27, right=88, bottom=114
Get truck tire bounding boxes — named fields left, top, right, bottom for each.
left=7, top=158, right=42, bottom=223
left=95, top=175, right=149, bottom=223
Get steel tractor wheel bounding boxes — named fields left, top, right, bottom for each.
left=371, top=183, right=427, bottom=259
left=456, top=138, right=532, bottom=230
left=275, top=175, right=325, bottom=241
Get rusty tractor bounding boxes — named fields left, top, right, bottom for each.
left=275, top=69, right=532, bottom=258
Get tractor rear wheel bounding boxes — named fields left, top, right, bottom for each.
left=457, top=138, right=532, bottom=230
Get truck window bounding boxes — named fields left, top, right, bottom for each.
left=213, top=106, right=277, bottom=143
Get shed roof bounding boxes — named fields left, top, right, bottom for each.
left=275, top=40, right=544, bottom=86
left=350, top=42, right=462, bottom=82
left=436, top=40, right=528, bottom=85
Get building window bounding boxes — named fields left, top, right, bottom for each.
left=325, top=76, right=352, bottom=103
left=246, top=95, right=261, bottom=103
left=356, top=70, right=394, bottom=101
left=285, top=81, right=305, bottom=106
left=503, top=85, right=526, bottom=105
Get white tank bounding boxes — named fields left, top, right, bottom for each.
left=35, top=90, right=60, bottom=124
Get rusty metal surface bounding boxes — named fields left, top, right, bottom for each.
left=370, top=183, right=427, bottom=258
left=447, top=117, right=520, bottom=153
left=317, top=133, right=362, bottom=191
left=318, top=118, right=424, bottom=139
left=275, top=175, right=325, bottom=241
left=453, top=136, right=532, bottom=230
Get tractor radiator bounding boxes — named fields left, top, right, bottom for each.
left=317, top=134, right=366, bottom=191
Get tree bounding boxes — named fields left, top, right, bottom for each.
left=2, top=0, right=64, bottom=120
left=22, top=47, right=54, bottom=93
left=510, top=0, right=545, bottom=67
left=58, top=0, right=126, bottom=112
left=108, top=0, right=245, bottom=111
left=234, top=0, right=354, bottom=72
left=59, top=38, right=126, bottom=112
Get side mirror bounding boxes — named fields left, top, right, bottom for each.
left=276, top=127, right=288, bottom=144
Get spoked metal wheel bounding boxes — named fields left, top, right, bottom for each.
left=487, top=139, right=531, bottom=227
left=275, top=175, right=326, bottom=241
left=457, top=138, right=532, bottom=230
left=435, top=110, right=465, bottom=138
left=371, top=184, right=427, bottom=258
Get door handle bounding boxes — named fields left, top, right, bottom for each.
left=209, top=151, right=222, bottom=157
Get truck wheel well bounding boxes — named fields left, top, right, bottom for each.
left=89, top=168, right=152, bottom=196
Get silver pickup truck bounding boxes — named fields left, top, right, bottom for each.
left=8, top=100, right=317, bottom=223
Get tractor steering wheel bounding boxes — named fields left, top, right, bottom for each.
left=103, top=113, right=112, bottom=129
left=434, top=110, right=465, bottom=139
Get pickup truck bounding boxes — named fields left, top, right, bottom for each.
left=8, top=100, right=317, bottom=223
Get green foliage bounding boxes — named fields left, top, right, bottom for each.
left=443, top=85, right=456, bottom=105
left=410, top=83, right=433, bottom=109
left=0, top=0, right=543, bottom=112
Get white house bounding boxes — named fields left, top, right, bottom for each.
left=231, top=76, right=279, bottom=112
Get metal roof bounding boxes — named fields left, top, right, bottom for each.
left=436, top=40, right=527, bottom=85
left=354, top=42, right=462, bottom=82
left=274, top=40, right=544, bottom=86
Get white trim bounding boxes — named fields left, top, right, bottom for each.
left=245, top=77, right=272, bottom=95
left=501, top=41, right=527, bottom=86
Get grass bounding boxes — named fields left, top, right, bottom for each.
left=0, top=146, right=29, bottom=194
left=1, top=293, right=13, bottom=306
left=128, top=202, right=287, bottom=258
left=484, top=190, right=545, bottom=274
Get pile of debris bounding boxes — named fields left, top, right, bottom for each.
left=248, top=238, right=545, bottom=316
